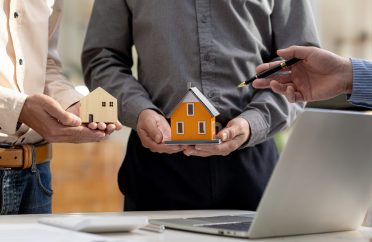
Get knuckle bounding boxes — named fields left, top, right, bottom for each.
left=44, top=136, right=53, bottom=143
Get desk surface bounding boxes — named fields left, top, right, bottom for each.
left=1, top=210, right=372, bottom=242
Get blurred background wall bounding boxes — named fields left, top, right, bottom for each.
left=52, top=0, right=372, bottom=213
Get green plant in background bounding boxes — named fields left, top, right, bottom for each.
left=274, top=129, right=292, bottom=153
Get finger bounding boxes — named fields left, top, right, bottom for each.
left=183, top=147, right=213, bottom=157
left=255, top=61, right=282, bottom=73
left=46, top=104, right=81, bottom=126
left=114, top=121, right=123, bottom=130
left=158, top=144, right=184, bottom=154
left=270, top=80, right=288, bottom=96
left=252, top=79, right=271, bottom=89
left=45, top=100, right=82, bottom=127
left=97, top=122, right=107, bottom=131
left=294, top=91, right=305, bottom=102
left=286, top=85, right=296, bottom=103
left=277, top=45, right=317, bottom=60
left=194, top=141, right=239, bottom=157
left=137, top=129, right=156, bottom=148
left=156, top=116, right=172, bottom=142
left=88, top=122, right=98, bottom=130
left=58, top=126, right=106, bottom=143
left=138, top=128, right=179, bottom=154
left=105, top=124, right=116, bottom=134
left=217, top=124, right=240, bottom=142
left=144, top=120, right=163, bottom=144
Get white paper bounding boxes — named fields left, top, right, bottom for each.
left=0, top=224, right=121, bottom=242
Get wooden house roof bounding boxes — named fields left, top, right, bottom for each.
left=80, top=87, right=116, bottom=101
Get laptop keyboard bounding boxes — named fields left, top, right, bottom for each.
left=199, top=221, right=252, bottom=231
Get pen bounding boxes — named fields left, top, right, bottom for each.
left=140, top=223, right=165, bottom=233
left=237, top=58, right=302, bottom=88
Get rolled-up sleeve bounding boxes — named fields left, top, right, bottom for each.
left=239, top=0, right=320, bottom=147
left=82, top=0, right=161, bottom=130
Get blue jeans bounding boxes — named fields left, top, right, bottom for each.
left=0, top=161, right=52, bottom=214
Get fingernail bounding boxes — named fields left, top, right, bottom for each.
left=71, top=114, right=81, bottom=125
left=222, top=132, right=228, bottom=141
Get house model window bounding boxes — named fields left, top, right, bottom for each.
left=187, top=103, right=194, bottom=116
left=102, top=102, right=106, bottom=107
left=198, top=121, right=206, bottom=134
left=176, top=122, right=184, bottom=134
left=109, top=101, right=114, bottom=107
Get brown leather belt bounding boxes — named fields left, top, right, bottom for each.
left=0, top=143, right=52, bottom=169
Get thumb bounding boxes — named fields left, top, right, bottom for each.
left=145, top=117, right=163, bottom=144
left=44, top=99, right=81, bottom=127
left=277, top=45, right=315, bottom=60
left=217, top=122, right=239, bottom=142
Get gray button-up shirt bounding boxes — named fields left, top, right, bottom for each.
left=82, top=0, right=320, bottom=147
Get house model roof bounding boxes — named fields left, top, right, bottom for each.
left=80, top=87, right=116, bottom=100
left=170, top=87, right=220, bottom=117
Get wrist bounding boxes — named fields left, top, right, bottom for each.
left=341, top=57, right=353, bottom=94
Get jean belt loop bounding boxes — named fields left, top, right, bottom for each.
left=31, top=145, right=37, bottom=173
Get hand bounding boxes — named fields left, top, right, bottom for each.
left=66, top=102, right=122, bottom=135
left=19, top=94, right=106, bottom=143
left=137, top=109, right=183, bottom=154
left=183, top=117, right=250, bottom=157
left=252, top=46, right=353, bottom=102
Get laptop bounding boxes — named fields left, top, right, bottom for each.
left=151, top=109, right=372, bottom=238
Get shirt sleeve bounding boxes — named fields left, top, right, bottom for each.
left=43, top=0, right=82, bottom=110
left=0, top=87, right=27, bottom=134
left=82, top=0, right=161, bottom=130
left=239, top=0, right=321, bottom=147
left=347, top=58, right=372, bottom=108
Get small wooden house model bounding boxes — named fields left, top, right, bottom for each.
left=79, top=87, right=118, bottom=123
left=165, top=87, right=221, bottom=144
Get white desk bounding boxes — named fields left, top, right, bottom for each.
left=1, top=210, right=372, bottom=242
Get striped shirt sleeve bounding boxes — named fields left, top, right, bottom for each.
left=348, top=58, right=372, bottom=108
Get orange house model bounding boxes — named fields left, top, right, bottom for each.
left=79, top=87, right=118, bottom=123
left=165, top=87, right=221, bottom=145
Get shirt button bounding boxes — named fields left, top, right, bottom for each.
left=208, top=92, right=214, bottom=98
left=204, top=54, right=211, bottom=61
left=19, top=59, right=23, bottom=65
left=14, top=12, right=19, bottom=18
